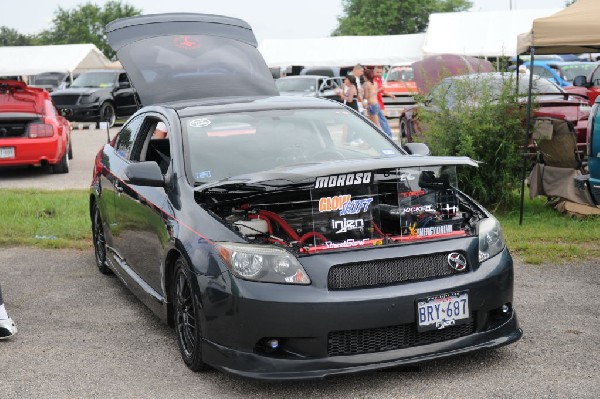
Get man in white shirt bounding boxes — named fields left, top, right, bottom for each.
left=351, top=64, right=365, bottom=113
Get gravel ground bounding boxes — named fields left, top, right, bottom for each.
left=0, top=247, right=598, bottom=398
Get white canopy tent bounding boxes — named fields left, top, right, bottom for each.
left=0, top=44, right=113, bottom=76
left=258, top=34, right=425, bottom=67
left=422, top=9, right=560, bottom=57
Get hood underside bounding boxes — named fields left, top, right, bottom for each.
left=105, top=13, right=278, bottom=106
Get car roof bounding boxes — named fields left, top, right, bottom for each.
left=173, top=95, right=343, bottom=117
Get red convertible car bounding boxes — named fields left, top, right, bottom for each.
left=0, top=80, right=72, bottom=173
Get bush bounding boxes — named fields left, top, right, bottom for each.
left=419, top=74, right=527, bottom=210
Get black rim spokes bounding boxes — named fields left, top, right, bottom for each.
left=94, top=210, right=106, bottom=263
left=176, top=271, right=196, bottom=357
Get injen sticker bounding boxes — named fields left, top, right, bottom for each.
left=331, top=218, right=364, bottom=234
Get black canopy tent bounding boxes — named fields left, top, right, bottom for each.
left=516, top=0, right=600, bottom=224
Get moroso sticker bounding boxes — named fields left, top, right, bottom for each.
left=339, top=198, right=373, bottom=216
left=331, top=218, right=364, bottom=234
left=314, top=172, right=372, bottom=188
left=399, top=190, right=426, bottom=198
left=319, top=195, right=351, bottom=212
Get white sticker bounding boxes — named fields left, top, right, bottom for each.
left=381, top=149, right=395, bottom=156
left=99, top=122, right=109, bottom=130
left=189, top=118, right=211, bottom=128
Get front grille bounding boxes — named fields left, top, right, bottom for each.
left=51, top=95, right=80, bottom=106
left=328, top=253, right=464, bottom=290
left=328, top=321, right=475, bottom=356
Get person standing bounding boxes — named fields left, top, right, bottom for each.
left=338, top=76, right=359, bottom=111
left=363, top=69, right=382, bottom=129
left=351, top=64, right=365, bottom=114
left=373, top=65, right=396, bottom=138
left=0, top=284, right=17, bottom=339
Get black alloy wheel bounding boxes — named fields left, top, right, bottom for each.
left=173, top=258, right=207, bottom=371
left=92, top=204, right=111, bottom=275
left=98, top=102, right=116, bottom=128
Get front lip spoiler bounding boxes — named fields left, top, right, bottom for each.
left=202, top=311, right=523, bottom=381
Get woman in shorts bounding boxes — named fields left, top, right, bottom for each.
left=363, top=69, right=382, bottom=129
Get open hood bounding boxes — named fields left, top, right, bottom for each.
left=105, top=13, right=278, bottom=106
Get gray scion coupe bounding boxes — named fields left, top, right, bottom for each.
left=89, top=13, right=522, bottom=380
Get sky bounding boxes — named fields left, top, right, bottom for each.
left=2, top=0, right=569, bottom=44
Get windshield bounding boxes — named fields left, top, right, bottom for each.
left=30, top=72, right=67, bottom=86
left=387, top=67, right=414, bottom=82
left=557, top=63, right=597, bottom=82
left=183, top=108, right=402, bottom=184
left=71, top=72, right=117, bottom=88
left=276, top=78, right=317, bottom=93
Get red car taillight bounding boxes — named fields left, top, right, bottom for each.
left=28, top=123, right=55, bottom=138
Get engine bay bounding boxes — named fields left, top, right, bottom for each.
left=198, top=167, right=486, bottom=255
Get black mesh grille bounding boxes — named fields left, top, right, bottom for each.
left=51, top=95, right=80, bottom=106
left=327, top=321, right=475, bottom=356
left=328, top=253, right=464, bottom=290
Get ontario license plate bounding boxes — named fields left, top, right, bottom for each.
left=417, top=291, right=469, bottom=331
left=0, top=147, right=15, bottom=159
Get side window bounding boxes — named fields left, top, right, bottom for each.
left=532, top=66, right=554, bottom=80
left=114, top=116, right=143, bottom=160
left=591, top=68, right=600, bottom=86
left=133, top=116, right=171, bottom=174
left=118, top=73, right=130, bottom=84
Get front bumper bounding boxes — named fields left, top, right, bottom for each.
left=58, top=104, right=101, bottom=123
left=195, top=241, right=521, bottom=380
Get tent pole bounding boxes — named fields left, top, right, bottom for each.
left=515, top=55, right=520, bottom=94
left=519, top=47, right=535, bottom=225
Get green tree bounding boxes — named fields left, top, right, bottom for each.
left=333, top=0, right=472, bottom=36
left=0, top=26, right=33, bottom=46
left=35, top=1, right=141, bottom=59
left=419, top=75, right=527, bottom=210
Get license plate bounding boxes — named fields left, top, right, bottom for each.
left=417, top=291, right=469, bottom=331
left=0, top=147, right=15, bottom=159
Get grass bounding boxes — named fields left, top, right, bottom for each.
left=0, top=189, right=598, bottom=264
left=0, top=190, right=91, bottom=249
left=497, top=193, right=600, bottom=264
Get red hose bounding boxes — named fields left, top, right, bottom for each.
left=299, top=231, right=328, bottom=244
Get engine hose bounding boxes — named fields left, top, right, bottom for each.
left=257, top=210, right=301, bottom=241
left=299, top=231, right=328, bottom=244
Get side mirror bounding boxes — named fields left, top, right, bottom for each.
left=117, top=80, right=131, bottom=89
left=124, top=162, right=165, bottom=187
left=573, top=75, right=588, bottom=87
left=403, top=142, right=431, bottom=156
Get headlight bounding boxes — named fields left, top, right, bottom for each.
left=478, top=217, right=505, bottom=263
left=217, top=243, right=311, bottom=285
left=80, top=95, right=99, bottom=104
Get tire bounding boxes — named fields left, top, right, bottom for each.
left=97, top=102, right=116, bottom=128
left=67, top=139, right=73, bottom=160
left=92, top=203, right=111, bottom=275
left=173, top=258, right=208, bottom=372
left=52, top=150, right=69, bottom=174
